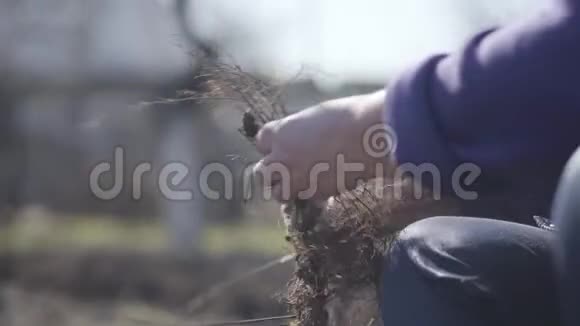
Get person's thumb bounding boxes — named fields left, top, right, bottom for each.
left=255, top=121, right=278, bottom=155
left=252, top=154, right=294, bottom=202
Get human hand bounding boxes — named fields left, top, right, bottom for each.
left=254, top=90, right=395, bottom=201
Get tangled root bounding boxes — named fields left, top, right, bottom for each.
left=284, top=179, right=461, bottom=326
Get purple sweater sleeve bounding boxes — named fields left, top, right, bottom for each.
left=387, top=1, right=580, bottom=200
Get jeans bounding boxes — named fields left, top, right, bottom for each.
left=380, top=150, right=580, bottom=326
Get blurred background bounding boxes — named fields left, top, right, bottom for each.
left=0, top=0, right=543, bottom=325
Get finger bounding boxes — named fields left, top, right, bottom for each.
left=253, top=156, right=282, bottom=187
left=254, top=159, right=285, bottom=202
left=253, top=155, right=295, bottom=201
left=255, top=121, right=278, bottom=155
left=253, top=156, right=277, bottom=179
